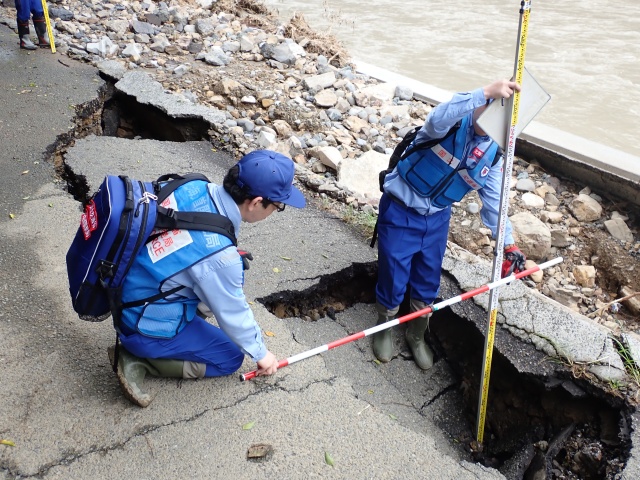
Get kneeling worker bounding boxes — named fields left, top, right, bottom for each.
left=111, top=150, right=306, bottom=407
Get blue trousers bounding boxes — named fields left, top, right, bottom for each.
left=15, top=0, right=44, bottom=23
left=118, top=316, right=244, bottom=377
left=375, top=194, right=451, bottom=309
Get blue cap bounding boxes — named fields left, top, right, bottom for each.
left=236, top=150, right=306, bottom=208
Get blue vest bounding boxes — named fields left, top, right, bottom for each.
left=121, top=181, right=235, bottom=339
left=397, top=116, right=499, bottom=209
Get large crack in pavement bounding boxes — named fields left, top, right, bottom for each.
left=3, top=375, right=343, bottom=479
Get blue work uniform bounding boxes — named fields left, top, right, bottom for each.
left=117, top=183, right=266, bottom=377
left=15, top=0, right=44, bottom=23
left=376, top=87, right=515, bottom=309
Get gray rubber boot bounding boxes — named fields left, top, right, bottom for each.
left=18, top=21, right=36, bottom=50
left=33, top=17, right=50, bottom=48
left=372, top=301, right=399, bottom=363
left=108, top=346, right=207, bottom=407
left=405, top=298, right=434, bottom=370
left=108, top=345, right=159, bottom=407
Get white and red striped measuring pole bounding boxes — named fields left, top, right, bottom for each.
left=240, top=256, right=562, bottom=381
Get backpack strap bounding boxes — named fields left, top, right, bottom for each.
left=370, top=220, right=379, bottom=249
left=398, top=121, right=461, bottom=163
left=153, top=173, right=237, bottom=246
left=99, top=175, right=135, bottom=281
left=120, top=284, right=186, bottom=310
left=491, top=147, right=504, bottom=167
left=388, top=126, right=422, bottom=171
left=154, top=173, right=211, bottom=202
left=154, top=207, right=237, bottom=246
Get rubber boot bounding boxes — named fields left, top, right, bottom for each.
left=146, top=357, right=206, bottom=381
left=18, top=20, right=36, bottom=50
left=108, top=346, right=206, bottom=407
left=108, top=345, right=160, bottom=407
left=405, top=298, right=434, bottom=370
left=372, top=302, right=399, bottom=363
left=33, top=17, right=50, bottom=48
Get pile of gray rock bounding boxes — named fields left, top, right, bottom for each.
left=452, top=163, right=639, bottom=323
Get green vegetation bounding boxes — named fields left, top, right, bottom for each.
left=613, top=338, right=640, bottom=388
left=342, top=205, right=377, bottom=237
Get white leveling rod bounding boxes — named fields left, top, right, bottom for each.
left=240, top=256, right=563, bottom=382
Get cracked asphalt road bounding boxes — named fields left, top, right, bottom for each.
left=3, top=21, right=639, bottom=479
left=0, top=23, right=504, bottom=480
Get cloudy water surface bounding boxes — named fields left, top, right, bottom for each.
left=264, top=0, right=640, bottom=158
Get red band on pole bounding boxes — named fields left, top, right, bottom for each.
left=327, top=331, right=366, bottom=350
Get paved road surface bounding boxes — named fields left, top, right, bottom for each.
left=0, top=23, right=504, bottom=480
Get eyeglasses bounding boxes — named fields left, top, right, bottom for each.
left=271, top=201, right=286, bottom=212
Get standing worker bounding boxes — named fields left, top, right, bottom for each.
left=14, top=0, right=51, bottom=50
left=372, top=79, right=527, bottom=370
left=110, top=150, right=306, bottom=407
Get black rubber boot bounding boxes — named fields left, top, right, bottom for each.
left=372, top=302, right=399, bottom=363
left=18, top=20, right=36, bottom=50
left=405, top=298, right=434, bottom=370
left=33, top=17, right=50, bottom=48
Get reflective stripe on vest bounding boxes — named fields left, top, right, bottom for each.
left=430, top=143, right=462, bottom=170
left=121, top=180, right=234, bottom=338
left=397, top=115, right=498, bottom=208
